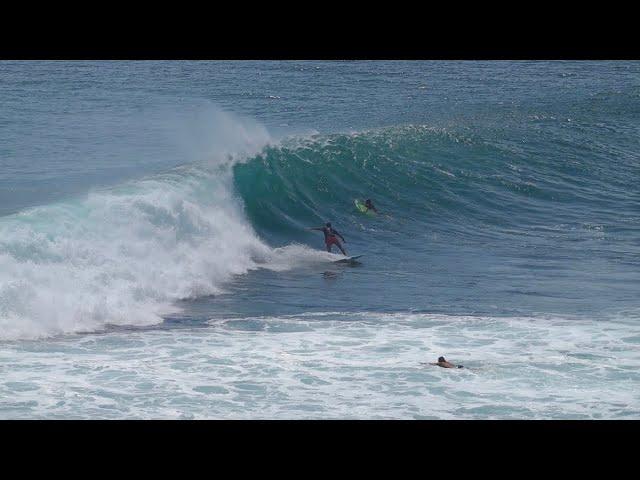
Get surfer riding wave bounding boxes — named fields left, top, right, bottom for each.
left=309, top=222, right=347, bottom=255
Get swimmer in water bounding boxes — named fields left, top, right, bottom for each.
left=430, top=356, right=464, bottom=369
left=364, top=199, right=378, bottom=213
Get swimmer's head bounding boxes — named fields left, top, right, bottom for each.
left=438, top=356, right=446, bottom=363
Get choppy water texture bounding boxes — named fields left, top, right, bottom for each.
left=1, top=61, right=639, bottom=418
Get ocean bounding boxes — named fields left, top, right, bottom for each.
left=1, top=60, right=639, bottom=418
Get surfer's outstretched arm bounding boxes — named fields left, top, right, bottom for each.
left=308, top=227, right=323, bottom=231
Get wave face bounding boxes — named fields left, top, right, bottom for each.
left=234, top=124, right=639, bottom=244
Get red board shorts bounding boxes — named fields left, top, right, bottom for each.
left=325, top=235, right=340, bottom=247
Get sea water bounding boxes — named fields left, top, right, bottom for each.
left=1, top=61, right=639, bottom=418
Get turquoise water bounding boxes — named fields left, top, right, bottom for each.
left=1, top=61, right=639, bottom=418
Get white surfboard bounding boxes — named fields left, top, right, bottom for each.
left=333, top=255, right=363, bottom=263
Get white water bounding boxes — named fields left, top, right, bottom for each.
left=1, top=312, right=638, bottom=419
left=0, top=106, right=334, bottom=341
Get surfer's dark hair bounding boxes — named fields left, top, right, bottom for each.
left=326, top=222, right=331, bottom=227
left=438, top=356, right=446, bottom=362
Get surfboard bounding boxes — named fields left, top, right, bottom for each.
left=333, top=255, right=363, bottom=263
left=354, top=199, right=376, bottom=216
